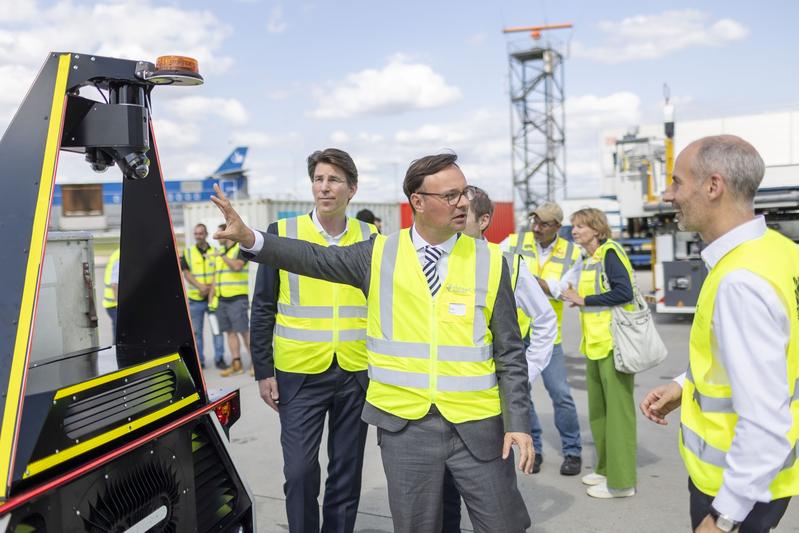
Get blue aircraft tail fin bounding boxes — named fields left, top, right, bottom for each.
left=214, top=147, right=248, bottom=176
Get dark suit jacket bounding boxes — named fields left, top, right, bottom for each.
left=244, top=230, right=531, bottom=461
left=249, top=218, right=367, bottom=405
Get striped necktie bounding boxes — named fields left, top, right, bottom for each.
left=423, top=245, right=443, bottom=296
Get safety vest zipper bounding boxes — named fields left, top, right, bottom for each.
left=429, top=293, right=438, bottom=403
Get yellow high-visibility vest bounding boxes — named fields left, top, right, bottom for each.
left=103, top=248, right=120, bottom=309
left=183, top=245, right=216, bottom=302
left=507, top=233, right=581, bottom=343
left=503, top=251, right=532, bottom=338
left=274, top=215, right=376, bottom=374
left=215, top=243, right=249, bottom=298
left=679, top=229, right=799, bottom=499
left=366, top=230, right=503, bottom=423
left=576, top=239, right=635, bottom=359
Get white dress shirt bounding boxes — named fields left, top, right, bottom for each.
left=514, top=260, right=557, bottom=382
left=674, top=216, right=793, bottom=521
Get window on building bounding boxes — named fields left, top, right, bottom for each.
left=62, top=184, right=103, bottom=216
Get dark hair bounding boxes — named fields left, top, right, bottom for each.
left=355, top=208, right=376, bottom=224
left=307, top=148, right=358, bottom=187
left=194, top=223, right=207, bottom=232
left=218, top=223, right=226, bottom=230
left=403, top=153, right=459, bottom=202
left=469, top=186, right=494, bottom=221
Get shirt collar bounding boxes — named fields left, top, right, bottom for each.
left=700, top=216, right=767, bottom=269
left=537, top=236, right=557, bottom=254
left=311, top=208, right=348, bottom=241
left=411, top=224, right=458, bottom=255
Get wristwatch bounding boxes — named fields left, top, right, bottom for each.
left=709, top=506, right=740, bottom=532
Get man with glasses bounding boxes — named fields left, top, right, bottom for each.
left=504, top=202, right=584, bottom=476
left=213, top=153, right=534, bottom=532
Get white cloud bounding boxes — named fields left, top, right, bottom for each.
left=230, top=130, right=301, bottom=148
left=168, top=96, right=248, bottom=126
left=151, top=118, right=203, bottom=149
left=310, top=54, right=462, bottom=119
left=267, top=5, right=287, bottom=34
left=0, top=0, right=233, bottom=72
left=572, top=10, right=748, bottom=63
left=0, top=0, right=38, bottom=22
left=330, top=131, right=350, bottom=144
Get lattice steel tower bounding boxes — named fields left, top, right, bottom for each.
left=504, top=24, right=571, bottom=216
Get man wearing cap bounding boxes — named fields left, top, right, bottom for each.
left=504, top=202, right=584, bottom=476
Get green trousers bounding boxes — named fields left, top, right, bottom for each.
left=585, top=353, right=637, bottom=489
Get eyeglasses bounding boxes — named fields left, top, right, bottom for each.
left=531, top=217, right=558, bottom=229
left=415, top=186, right=475, bottom=206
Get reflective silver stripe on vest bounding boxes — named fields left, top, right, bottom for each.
left=339, top=329, right=367, bottom=341
left=216, top=281, right=248, bottom=286
left=438, top=373, right=497, bottom=392
left=503, top=252, right=519, bottom=292
left=274, top=324, right=332, bottom=342
left=473, top=239, right=491, bottom=346
left=513, top=233, right=535, bottom=258
left=369, top=365, right=429, bottom=389
left=438, top=345, right=493, bottom=362
left=793, top=378, right=799, bottom=402
left=285, top=217, right=301, bottom=306
left=687, top=371, right=799, bottom=413
left=582, top=261, right=604, bottom=295
left=340, top=305, right=368, bottom=318
left=277, top=303, right=334, bottom=318
left=551, top=240, right=576, bottom=271
left=379, top=233, right=401, bottom=339
left=682, top=423, right=799, bottom=471
left=367, top=337, right=429, bottom=358
left=681, top=423, right=729, bottom=468
left=358, top=220, right=371, bottom=239
left=579, top=306, right=610, bottom=314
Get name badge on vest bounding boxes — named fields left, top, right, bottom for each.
left=449, top=303, right=467, bottom=316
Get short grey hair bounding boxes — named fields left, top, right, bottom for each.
left=692, top=135, right=764, bottom=202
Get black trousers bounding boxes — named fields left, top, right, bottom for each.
left=689, top=478, right=791, bottom=533
left=278, top=359, right=368, bottom=533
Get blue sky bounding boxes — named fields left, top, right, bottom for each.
left=1, top=0, right=797, bottom=202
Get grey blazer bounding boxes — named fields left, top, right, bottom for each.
left=244, top=230, right=531, bottom=461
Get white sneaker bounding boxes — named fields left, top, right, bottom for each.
left=581, top=472, right=606, bottom=486
left=586, top=482, right=635, bottom=499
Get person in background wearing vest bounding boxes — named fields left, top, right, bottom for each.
left=503, top=202, right=584, bottom=476
left=214, top=223, right=252, bottom=377
left=181, top=223, right=226, bottom=370
left=249, top=149, right=377, bottom=533
left=640, top=136, right=798, bottom=533
left=561, top=208, right=637, bottom=499
left=213, top=153, right=535, bottom=533
left=441, top=185, right=558, bottom=532
left=103, top=247, right=120, bottom=343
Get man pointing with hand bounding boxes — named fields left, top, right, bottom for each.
left=213, top=153, right=534, bottom=533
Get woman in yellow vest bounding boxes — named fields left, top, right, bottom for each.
left=562, top=208, right=637, bottom=499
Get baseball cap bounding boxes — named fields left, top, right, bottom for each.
left=532, top=202, right=563, bottom=224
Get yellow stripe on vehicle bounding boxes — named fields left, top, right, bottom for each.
left=54, top=353, right=181, bottom=400
left=0, top=53, right=71, bottom=498
left=24, top=393, right=200, bottom=479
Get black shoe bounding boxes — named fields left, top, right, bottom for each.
left=215, top=360, right=229, bottom=370
left=560, top=455, right=582, bottom=476
left=533, top=453, right=543, bottom=474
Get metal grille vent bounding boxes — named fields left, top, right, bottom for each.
left=81, top=459, right=181, bottom=533
left=64, top=370, right=177, bottom=439
left=192, top=428, right=237, bottom=532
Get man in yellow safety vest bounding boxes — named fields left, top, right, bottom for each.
left=641, top=135, right=799, bottom=532
left=214, top=152, right=535, bottom=533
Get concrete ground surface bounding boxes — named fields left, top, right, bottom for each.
left=94, top=268, right=798, bottom=532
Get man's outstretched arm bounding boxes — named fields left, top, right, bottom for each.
left=211, top=184, right=373, bottom=293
